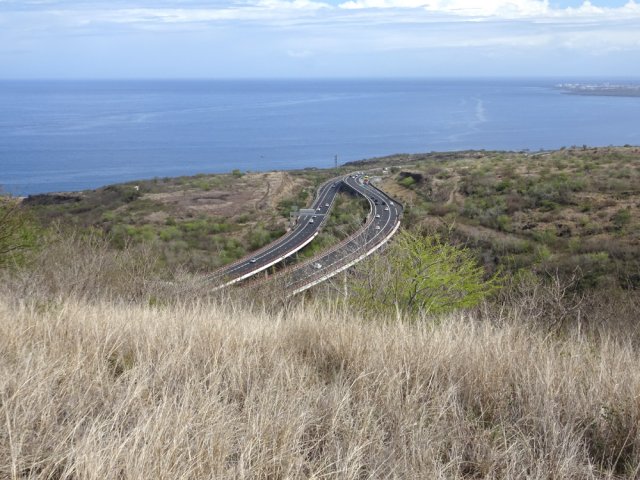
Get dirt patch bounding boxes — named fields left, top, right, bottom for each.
left=379, top=178, right=419, bottom=206
left=144, top=211, right=170, bottom=224
left=256, top=172, right=300, bottom=210
left=141, top=172, right=304, bottom=220
left=451, top=222, right=528, bottom=251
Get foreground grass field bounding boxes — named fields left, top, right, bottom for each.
left=1, top=294, right=639, bottom=479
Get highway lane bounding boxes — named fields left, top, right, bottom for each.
left=208, top=176, right=343, bottom=288
left=279, top=174, right=402, bottom=294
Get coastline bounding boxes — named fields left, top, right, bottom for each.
left=9, top=146, right=640, bottom=199
left=557, top=83, right=640, bottom=98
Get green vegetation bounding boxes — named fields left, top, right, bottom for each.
left=352, top=230, right=499, bottom=317
left=398, top=176, right=416, bottom=187
left=0, top=196, right=40, bottom=269
left=377, top=146, right=640, bottom=290
left=12, top=145, right=639, bottom=300
left=20, top=168, right=372, bottom=273
left=23, top=171, right=314, bottom=271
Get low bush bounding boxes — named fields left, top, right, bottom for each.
left=0, top=196, right=40, bottom=269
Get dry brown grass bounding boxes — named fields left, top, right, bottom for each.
left=2, top=293, right=640, bottom=479
left=0, top=229, right=211, bottom=305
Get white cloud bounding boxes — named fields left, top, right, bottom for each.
left=339, top=0, right=552, bottom=17
left=9, top=0, right=640, bottom=26
left=80, top=0, right=640, bottom=31
left=337, top=0, right=640, bottom=21
left=3, top=0, right=640, bottom=66
left=286, top=48, right=313, bottom=57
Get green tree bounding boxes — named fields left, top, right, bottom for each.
left=352, top=229, right=500, bottom=318
left=0, top=197, right=39, bottom=269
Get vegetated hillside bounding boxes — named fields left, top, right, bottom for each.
left=21, top=146, right=639, bottom=290
left=367, top=146, right=640, bottom=290
left=2, top=148, right=640, bottom=478
left=23, top=168, right=367, bottom=271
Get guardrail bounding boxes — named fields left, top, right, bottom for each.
left=275, top=179, right=403, bottom=296
left=209, top=176, right=343, bottom=289
left=247, top=179, right=377, bottom=289
left=208, top=173, right=403, bottom=295
left=289, top=219, right=402, bottom=296
left=211, top=228, right=323, bottom=291
left=207, top=177, right=337, bottom=280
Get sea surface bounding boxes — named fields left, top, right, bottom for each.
left=1, top=79, right=639, bottom=195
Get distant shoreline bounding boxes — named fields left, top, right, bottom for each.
left=557, top=83, right=640, bottom=98
left=14, top=146, right=640, bottom=200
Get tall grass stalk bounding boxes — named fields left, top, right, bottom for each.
left=1, top=295, right=639, bottom=478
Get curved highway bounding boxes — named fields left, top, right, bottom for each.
left=265, top=173, right=403, bottom=295
left=208, top=176, right=343, bottom=288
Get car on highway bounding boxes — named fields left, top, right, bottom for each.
left=325, top=203, right=329, bottom=207
left=375, top=225, right=381, bottom=230
left=375, top=214, right=381, bottom=218
left=250, top=258, right=257, bottom=263
left=384, top=206, right=389, bottom=211
left=309, top=219, right=314, bottom=224
left=313, top=262, right=322, bottom=269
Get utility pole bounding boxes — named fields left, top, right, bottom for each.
left=334, top=154, right=338, bottom=170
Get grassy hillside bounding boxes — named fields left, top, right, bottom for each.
left=367, top=146, right=640, bottom=290
left=20, top=146, right=640, bottom=290
left=23, top=168, right=367, bottom=271
left=1, top=293, right=639, bottom=479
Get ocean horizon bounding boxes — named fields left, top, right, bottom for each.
left=1, top=78, right=639, bottom=195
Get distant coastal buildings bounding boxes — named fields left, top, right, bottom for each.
left=557, top=83, right=640, bottom=97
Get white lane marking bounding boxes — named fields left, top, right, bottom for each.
left=289, top=220, right=402, bottom=296
left=248, top=177, right=375, bottom=288
left=295, top=206, right=392, bottom=281
left=210, top=181, right=337, bottom=279
left=211, top=229, right=323, bottom=291
left=211, top=179, right=343, bottom=284
left=286, top=181, right=395, bottom=287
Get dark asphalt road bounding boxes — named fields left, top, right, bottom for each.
left=281, top=174, right=403, bottom=294
left=208, top=176, right=344, bottom=288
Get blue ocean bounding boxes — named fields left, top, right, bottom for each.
left=1, top=79, right=639, bottom=195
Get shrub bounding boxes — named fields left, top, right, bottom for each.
left=159, top=226, right=182, bottom=242
left=0, top=197, right=40, bottom=269
left=612, top=208, right=631, bottom=231
left=246, top=226, right=272, bottom=250
left=399, top=176, right=416, bottom=188
left=496, top=214, right=512, bottom=232
left=352, top=230, right=500, bottom=317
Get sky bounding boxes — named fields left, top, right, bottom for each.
left=1, top=0, right=639, bottom=78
